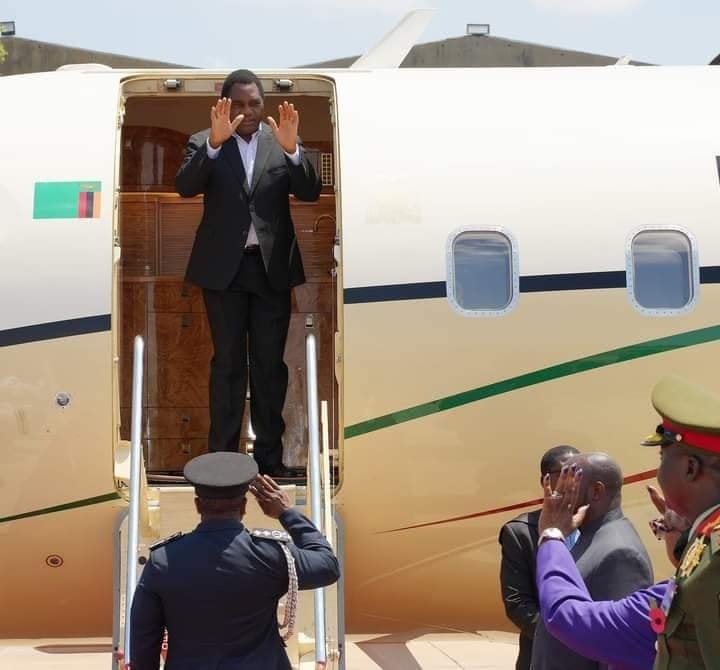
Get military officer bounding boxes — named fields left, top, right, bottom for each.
left=641, top=375, right=720, bottom=669
left=128, top=452, right=340, bottom=670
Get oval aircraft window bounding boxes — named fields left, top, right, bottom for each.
left=446, top=230, right=518, bottom=317
left=627, top=229, right=698, bottom=315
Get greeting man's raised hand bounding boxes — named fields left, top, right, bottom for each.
left=267, top=101, right=299, bottom=154
left=209, top=97, right=244, bottom=150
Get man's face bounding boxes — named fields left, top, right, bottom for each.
left=657, top=444, right=688, bottom=516
left=228, top=82, right=264, bottom=137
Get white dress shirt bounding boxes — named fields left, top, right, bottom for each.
left=206, top=123, right=301, bottom=247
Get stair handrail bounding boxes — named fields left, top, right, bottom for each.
left=305, top=332, right=327, bottom=667
left=123, top=335, right=145, bottom=665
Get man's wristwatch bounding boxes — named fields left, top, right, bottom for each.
left=538, top=527, right=566, bottom=546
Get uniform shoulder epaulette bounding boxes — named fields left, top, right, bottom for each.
left=149, top=531, right=184, bottom=551
left=251, top=528, right=291, bottom=543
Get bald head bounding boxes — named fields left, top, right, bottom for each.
left=568, top=452, right=624, bottom=522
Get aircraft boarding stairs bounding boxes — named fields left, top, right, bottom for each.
left=113, top=335, right=343, bottom=669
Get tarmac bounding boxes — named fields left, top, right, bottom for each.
left=0, top=631, right=519, bottom=669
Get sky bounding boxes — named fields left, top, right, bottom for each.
left=1, top=0, right=719, bottom=68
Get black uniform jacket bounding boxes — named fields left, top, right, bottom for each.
left=175, top=125, right=322, bottom=292
left=130, top=508, right=340, bottom=670
left=498, top=509, right=540, bottom=670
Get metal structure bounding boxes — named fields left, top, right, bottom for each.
left=305, top=332, right=327, bottom=667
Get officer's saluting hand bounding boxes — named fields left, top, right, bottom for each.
left=129, top=452, right=340, bottom=670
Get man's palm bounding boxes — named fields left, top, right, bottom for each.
left=209, top=97, right=243, bottom=149
left=268, top=101, right=299, bottom=153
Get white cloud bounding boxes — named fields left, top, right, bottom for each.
left=532, top=0, right=646, bottom=14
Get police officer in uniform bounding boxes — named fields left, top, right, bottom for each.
left=641, top=375, right=720, bottom=669
left=129, top=452, right=340, bottom=670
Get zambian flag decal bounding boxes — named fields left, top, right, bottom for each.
left=33, top=181, right=102, bottom=219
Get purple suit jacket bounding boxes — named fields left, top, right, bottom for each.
left=536, top=540, right=668, bottom=670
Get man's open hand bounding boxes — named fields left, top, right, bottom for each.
left=539, top=465, right=588, bottom=536
left=209, top=97, right=244, bottom=149
left=267, top=101, right=299, bottom=154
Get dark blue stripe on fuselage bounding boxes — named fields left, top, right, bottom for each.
left=344, top=266, right=720, bottom=305
left=0, top=314, right=111, bottom=347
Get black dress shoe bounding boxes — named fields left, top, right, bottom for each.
left=265, top=466, right=305, bottom=480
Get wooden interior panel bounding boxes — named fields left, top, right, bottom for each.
left=119, top=281, right=148, bottom=441
left=292, top=282, right=334, bottom=314
left=158, top=201, right=203, bottom=276
left=293, top=195, right=336, bottom=282
left=147, top=407, right=210, bottom=439
left=146, top=312, right=212, bottom=408
left=119, top=199, right=158, bottom=276
left=148, top=280, right=205, bottom=313
left=147, top=438, right=208, bottom=472
left=121, top=126, right=188, bottom=192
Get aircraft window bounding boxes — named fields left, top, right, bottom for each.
left=627, top=228, right=698, bottom=316
left=446, top=229, right=518, bottom=317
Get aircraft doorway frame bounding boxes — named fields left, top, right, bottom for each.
left=111, top=72, right=344, bottom=489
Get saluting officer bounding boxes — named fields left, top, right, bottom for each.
left=641, top=375, right=720, bottom=669
left=129, top=452, right=340, bottom=670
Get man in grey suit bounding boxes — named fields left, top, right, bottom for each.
left=531, top=453, right=653, bottom=670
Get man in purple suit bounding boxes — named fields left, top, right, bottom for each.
left=534, top=464, right=688, bottom=670
left=535, top=375, right=720, bottom=669
left=530, top=453, right=654, bottom=670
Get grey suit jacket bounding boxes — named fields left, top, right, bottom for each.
left=530, top=507, right=653, bottom=670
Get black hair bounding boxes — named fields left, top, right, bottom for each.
left=221, top=69, right=264, bottom=99
left=540, top=445, right=580, bottom=477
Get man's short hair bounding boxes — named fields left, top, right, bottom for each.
left=195, top=495, right=246, bottom=515
left=540, top=445, right=580, bottom=477
left=221, top=69, right=265, bottom=99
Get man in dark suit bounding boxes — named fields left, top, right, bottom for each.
left=129, top=452, right=340, bottom=670
left=499, top=445, right=580, bottom=670
left=531, top=452, right=654, bottom=670
left=176, top=69, right=322, bottom=476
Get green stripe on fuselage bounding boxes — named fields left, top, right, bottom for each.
left=344, top=325, right=720, bottom=439
left=0, top=492, right=122, bottom=524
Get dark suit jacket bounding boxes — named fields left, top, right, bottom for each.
left=530, top=507, right=654, bottom=670
left=130, top=509, right=340, bottom=670
left=175, top=125, right=322, bottom=291
left=499, top=509, right=541, bottom=670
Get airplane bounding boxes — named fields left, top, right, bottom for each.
left=1, top=8, right=719, bottom=668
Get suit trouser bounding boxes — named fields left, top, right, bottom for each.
left=202, top=253, right=291, bottom=473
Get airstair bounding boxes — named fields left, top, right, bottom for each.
left=113, top=335, right=343, bottom=669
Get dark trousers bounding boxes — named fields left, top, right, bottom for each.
left=202, top=253, right=291, bottom=473
left=517, top=632, right=532, bottom=670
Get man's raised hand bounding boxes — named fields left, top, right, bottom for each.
left=209, top=98, right=244, bottom=150
left=249, top=474, right=292, bottom=519
left=267, top=101, right=299, bottom=154
left=539, top=465, right=588, bottom=536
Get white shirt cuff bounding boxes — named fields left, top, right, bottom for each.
left=284, top=146, right=301, bottom=165
left=206, top=139, right=221, bottom=159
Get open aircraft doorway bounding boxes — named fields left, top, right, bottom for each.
left=114, top=74, right=342, bottom=486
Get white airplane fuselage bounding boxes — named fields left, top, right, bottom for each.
left=1, top=64, right=719, bottom=638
